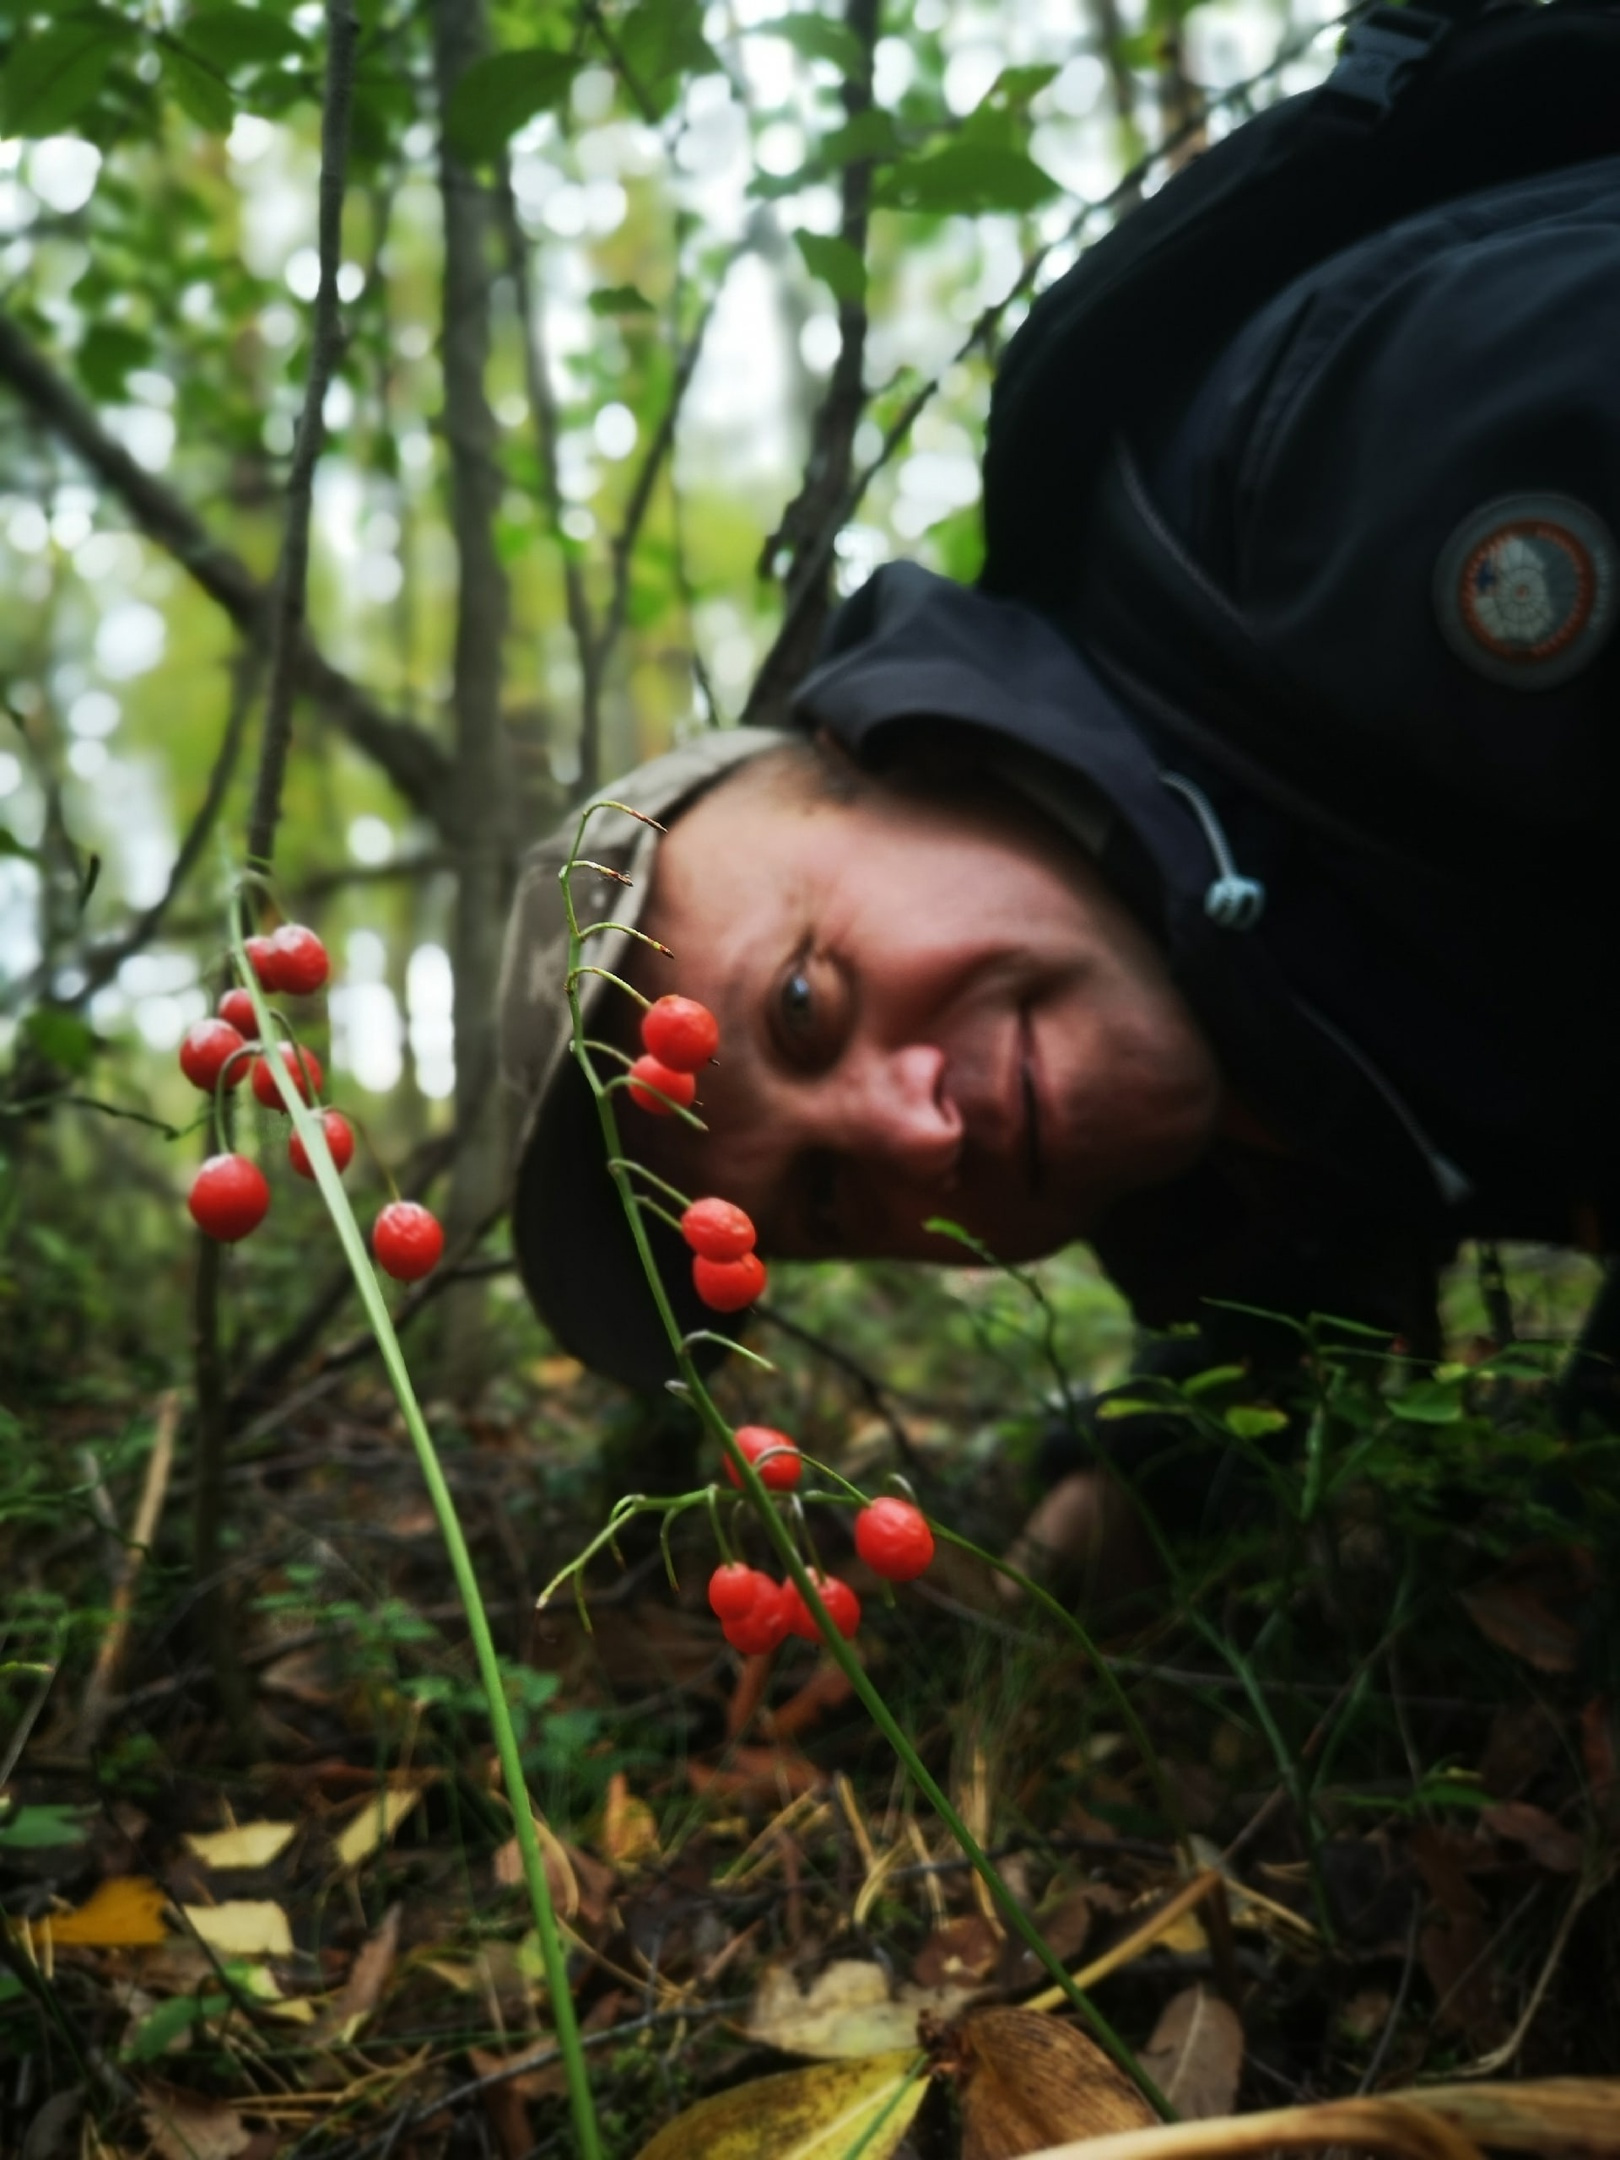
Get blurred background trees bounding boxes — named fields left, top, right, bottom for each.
left=0, top=0, right=1340, bottom=1402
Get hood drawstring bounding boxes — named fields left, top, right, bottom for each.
left=1161, top=772, right=1267, bottom=930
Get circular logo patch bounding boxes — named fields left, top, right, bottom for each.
left=1434, top=494, right=1618, bottom=689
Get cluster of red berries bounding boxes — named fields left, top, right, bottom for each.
left=621, top=995, right=770, bottom=1314
left=704, top=1496, right=934, bottom=1655
left=177, top=923, right=443, bottom=1282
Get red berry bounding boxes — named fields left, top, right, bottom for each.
left=179, top=1019, right=247, bottom=1093
left=783, top=1571, right=861, bottom=1643
left=288, top=1109, right=355, bottom=1181
left=724, top=1425, right=801, bottom=1492
left=853, top=1497, right=935, bottom=1583
left=373, top=1199, right=444, bottom=1282
left=693, top=1250, right=766, bottom=1313
left=626, top=1054, right=696, bottom=1115
left=251, top=1042, right=324, bottom=1111
left=708, top=1562, right=767, bottom=1621
left=218, top=988, right=258, bottom=1035
left=680, top=1196, right=756, bottom=1262
left=269, top=923, right=330, bottom=996
left=641, top=995, right=719, bottom=1073
left=721, top=1579, right=790, bottom=1656
left=188, top=1153, right=271, bottom=1242
left=244, top=934, right=286, bottom=992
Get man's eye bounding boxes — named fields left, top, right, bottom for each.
left=780, top=971, right=816, bottom=1035
left=773, top=953, right=846, bottom=1071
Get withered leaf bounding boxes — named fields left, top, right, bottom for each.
left=633, top=2049, right=925, bottom=2159
left=1480, top=1802, right=1584, bottom=1875
left=955, top=2006, right=1155, bottom=2160
left=913, top=1913, right=1003, bottom=1990
left=139, top=2084, right=251, bottom=2160
left=320, top=1901, right=400, bottom=2040
left=747, top=1958, right=976, bottom=2060
left=1139, top=1986, right=1244, bottom=2120
left=1460, top=1584, right=1580, bottom=1674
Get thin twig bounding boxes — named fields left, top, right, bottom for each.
left=74, top=1391, right=180, bottom=1752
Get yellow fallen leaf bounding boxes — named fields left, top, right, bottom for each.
left=183, top=1820, right=297, bottom=1871
left=333, top=1785, right=421, bottom=1869
left=601, top=1771, right=659, bottom=1869
left=634, top=2048, right=926, bottom=2159
left=48, top=1876, right=168, bottom=1947
left=237, top=1963, right=316, bottom=2022
left=747, top=1958, right=978, bottom=2061
left=182, top=1900, right=294, bottom=1958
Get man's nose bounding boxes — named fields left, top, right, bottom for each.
left=833, top=1043, right=962, bottom=1183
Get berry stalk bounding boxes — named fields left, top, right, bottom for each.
left=228, top=905, right=604, bottom=2160
left=558, top=805, right=1171, bottom=2117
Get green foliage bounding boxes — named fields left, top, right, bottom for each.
left=445, top=47, right=582, bottom=162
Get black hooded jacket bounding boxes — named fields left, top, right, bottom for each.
left=789, top=159, right=1620, bottom=1360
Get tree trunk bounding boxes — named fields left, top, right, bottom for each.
left=432, top=0, right=513, bottom=1397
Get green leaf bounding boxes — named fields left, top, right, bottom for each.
left=182, top=6, right=305, bottom=70
left=21, top=1009, right=97, bottom=1077
left=820, top=107, right=898, bottom=166
left=1224, top=1405, right=1290, bottom=1439
left=0, top=829, right=38, bottom=864
left=76, top=322, right=154, bottom=400
left=445, top=47, right=582, bottom=163
left=588, top=282, right=655, bottom=315
left=1389, top=1380, right=1466, bottom=1425
left=123, top=1991, right=230, bottom=2062
left=747, top=14, right=866, bottom=76
left=163, top=43, right=236, bottom=133
left=874, top=142, right=1059, bottom=216
left=1, top=12, right=134, bottom=136
left=1180, top=1363, right=1248, bottom=1398
left=614, top=0, right=719, bottom=119
left=0, top=1803, right=93, bottom=1850
left=794, top=230, right=866, bottom=306
left=988, top=63, right=1061, bottom=105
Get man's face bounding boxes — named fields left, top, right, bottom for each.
left=628, top=762, right=1222, bottom=1263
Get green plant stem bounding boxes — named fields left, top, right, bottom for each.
left=232, top=920, right=602, bottom=2160
left=558, top=811, right=1173, bottom=2119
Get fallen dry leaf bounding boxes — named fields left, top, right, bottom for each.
left=1460, top=1583, right=1580, bottom=1674
left=140, top=2083, right=251, bottom=2160
left=746, top=1957, right=977, bottom=2060
left=1139, top=1987, right=1244, bottom=2121
left=47, top=1876, right=168, bottom=1947
left=321, top=1901, right=400, bottom=2041
left=913, top=1913, right=1004, bottom=1990
left=1411, top=1828, right=1503, bottom=2047
left=600, top=1771, right=659, bottom=1869
left=687, top=1744, right=826, bottom=1805
left=633, top=2048, right=926, bottom=2159
left=998, top=1886, right=1096, bottom=1994
left=332, top=1784, right=422, bottom=1869
left=183, top=1821, right=297, bottom=1872
left=953, top=2006, right=1156, bottom=2159
left=1480, top=1801, right=1584, bottom=1874
left=181, top=1900, right=294, bottom=1960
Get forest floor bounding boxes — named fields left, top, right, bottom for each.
left=3, top=1247, right=1618, bottom=2159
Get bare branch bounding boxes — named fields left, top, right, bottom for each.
left=77, top=646, right=261, bottom=1000
left=741, top=0, right=878, bottom=727
left=0, top=308, right=453, bottom=824
left=247, top=0, right=359, bottom=871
